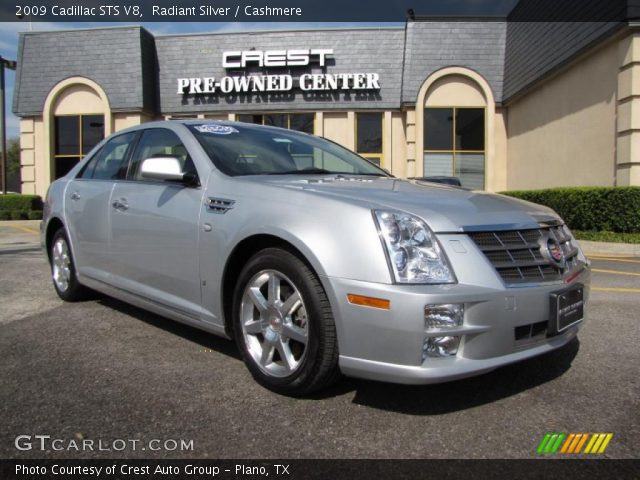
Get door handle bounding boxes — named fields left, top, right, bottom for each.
left=70, top=192, right=81, bottom=201
left=111, top=198, right=129, bottom=211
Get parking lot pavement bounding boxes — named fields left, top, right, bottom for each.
left=0, top=220, right=40, bottom=252
left=0, top=241, right=638, bottom=459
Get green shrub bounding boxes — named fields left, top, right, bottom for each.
left=501, top=187, right=640, bottom=233
left=0, top=210, right=11, bottom=220
left=10, top=211, right=28, bottom=220
left=27, top=210, right=43, bottom=220
left=572, top=230, right=640, bottom=244
left=0, top=194, right=43, bottom=212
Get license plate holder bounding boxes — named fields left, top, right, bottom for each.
left=548, top=284, right=584, bottom=335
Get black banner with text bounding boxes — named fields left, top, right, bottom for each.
left=2, top=459, right=640, bottom=480
left=1, top=0, right=639, bottom=23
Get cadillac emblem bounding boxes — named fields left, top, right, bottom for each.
left=547, top=238, right=565, bottom=267
left=539, top=233, right=566, bottom=269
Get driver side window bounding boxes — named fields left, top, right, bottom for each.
left=128, top=128, right=197, bottom=182
left=79, top=132, right=137, bottom=180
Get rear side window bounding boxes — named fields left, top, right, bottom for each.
left=80, top=132, right=137, bottom=180
left=128, top=128, right=197, bottom=182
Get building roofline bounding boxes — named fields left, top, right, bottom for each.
left=154, top=24, right=404, bottom=39
left=17, top=23, right=405, bottom=39
left=409, top=15, right=507, bottom=22
left=19, top=24, right=152, bottom=36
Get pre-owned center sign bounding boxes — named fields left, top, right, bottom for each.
left=177, top=49, right=381, bottom=95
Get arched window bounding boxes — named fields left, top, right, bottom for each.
left=415, top=68, right=495, bottom=190
left=52, top=85, right=105, bottom=178
left=423, top=75, right=487, bottom=189
left=44, top=78, right=111, bottom=181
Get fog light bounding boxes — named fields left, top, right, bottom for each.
left=424, top=303, right=464, bottom=329
left=423, top=335, right=461, bottom=358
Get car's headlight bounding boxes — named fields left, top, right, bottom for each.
left=373, top=210, right=456, bottom=284
left=561, top=224, right=589, bottom=264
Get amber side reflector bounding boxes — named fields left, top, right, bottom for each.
left=564, top=268, right=585, bottom=284
left=347, top=294, right=391, bottom=310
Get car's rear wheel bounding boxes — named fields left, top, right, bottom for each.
left=233, top=248, right=340, bottom=395
left=50, top=227, right=89, bottom=302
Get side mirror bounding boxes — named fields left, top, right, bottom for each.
left=140, top=157, right=196, bottom=184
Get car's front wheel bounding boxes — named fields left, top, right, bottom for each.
left=233, top=248, right=339, bottom=395
left=50, top=227, right=89, bottom=302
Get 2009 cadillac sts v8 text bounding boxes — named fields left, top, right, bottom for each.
left=42, top=120, right=590, bottom=394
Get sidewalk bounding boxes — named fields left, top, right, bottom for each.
left=0, top=220, right=41, bottom=251
left=577, top=240, right=640, bottom=257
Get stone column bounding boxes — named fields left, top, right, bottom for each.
left=616, top=32, right=640, bottom=186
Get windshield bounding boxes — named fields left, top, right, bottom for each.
left=187, top=123, right=390, bottom=177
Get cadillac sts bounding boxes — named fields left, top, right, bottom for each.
left=41, top=120, right=589, bottom=394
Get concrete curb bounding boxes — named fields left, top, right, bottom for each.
left=0, top=220, right=41, bottom=229
left=577, top=240, right=640, bottom=257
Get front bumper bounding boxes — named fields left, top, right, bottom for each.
left=323, top=267, right=589, bottom=385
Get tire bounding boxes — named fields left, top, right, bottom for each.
left=233, top=248, right=340, bottom=395
left=49, top=227, right=89, bottom=302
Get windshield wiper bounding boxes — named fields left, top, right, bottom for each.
left=346, top=172, right=389, bottom=177
left=264, top=168, right=333, bottom=175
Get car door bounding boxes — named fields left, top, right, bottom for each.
left=108, top=127, right=205, bottom=318
left=65, top=131, right=138, bottom=284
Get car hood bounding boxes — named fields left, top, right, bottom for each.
left=244, top=176, right=561, bottom=233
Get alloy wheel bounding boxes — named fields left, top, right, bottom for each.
left=52, top=237, right=72, bottom=292
left=240, top=269, right=309, bottom=377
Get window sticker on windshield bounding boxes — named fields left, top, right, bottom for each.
left=194, top=124, right=239, bottom=135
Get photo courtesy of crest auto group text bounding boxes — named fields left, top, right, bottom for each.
left=1, top=0, right=639, bottom=479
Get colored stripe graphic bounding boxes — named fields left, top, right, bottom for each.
left=537, top=433, right=566, bottom=454
left=550, top=433, right=565, bottom=453
left=574, top=433, right=589, bottom=453
left=545, top=434, right=558, bottom=454
left=585, top=433, right=614, bottom=454
left=583, top=434, right=599, bottom=453
left=560, top=433, right=575, bottom=453
left=597, top=434, right=613, bottom=453
left=537, top=433, right=552, bottom=454
left=567, top=434, right=583, bottom=454
left=538, top=433, right=613, bottom=455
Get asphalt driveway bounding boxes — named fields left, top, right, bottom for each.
left=0, top=223, right=638, bottom=459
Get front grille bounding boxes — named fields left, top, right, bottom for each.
left=468, top=226, right=581, bottom=285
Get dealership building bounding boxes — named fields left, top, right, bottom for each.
left=11, top=5, right=640, bottom=195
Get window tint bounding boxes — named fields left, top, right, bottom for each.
left=128, top=129, right=196, bottom=182
left=455, top=109, right=484, bottom=150
left=55, top=116, right=80, bottom=155
left=78, top=147, right=103, bottom=179
left=424, top=107, right=485, bottom=190
left=90, top=132, right=137, bottom=180
left=237, top=114, right=263, bottom=125
left=356, top=113, right=382, bottom=154
left=82, top=115, right=105, bottom=155
left=356, top=112, right=383, bottom=166
left=237, top=113, right=314, bottom=134
left=263, top=114, right=287, bottom=129
left=289, top=114, right=314, bottom=134
left=188, top=124, right=387, bottom=177
left=54, top=115, right=104, bottom=179
left=424, top=108, right=453, bottom=151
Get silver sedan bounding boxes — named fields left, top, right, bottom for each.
left=42, top=120, right=590, bottom=395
